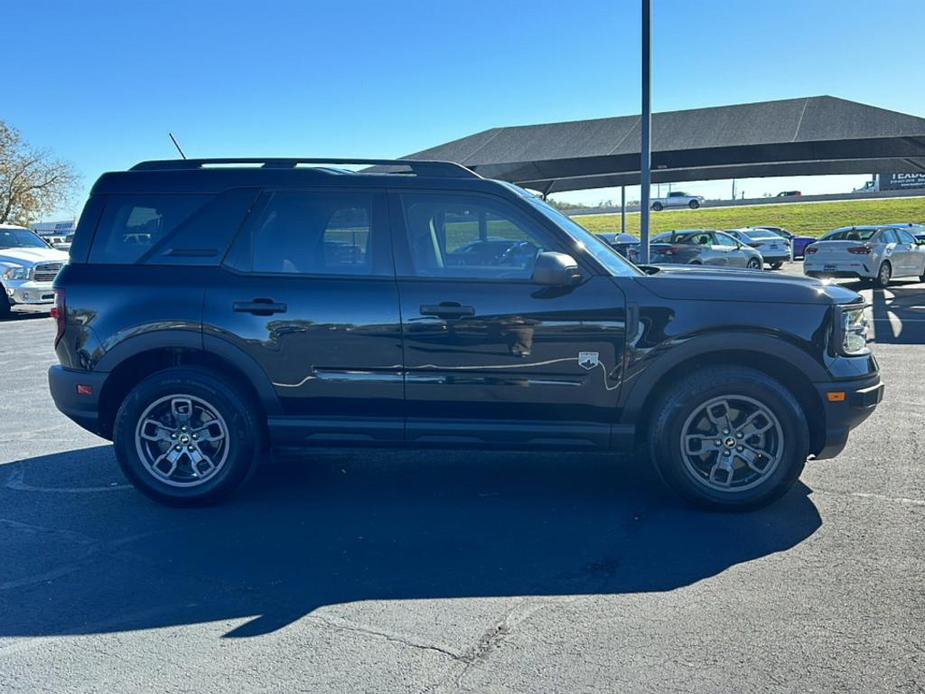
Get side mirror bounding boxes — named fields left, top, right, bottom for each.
left=532, top=251, right=581, bottom=286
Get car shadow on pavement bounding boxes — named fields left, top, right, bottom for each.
left=0, top=444, right=821, bottom=639
left=869, top=284, right=925, bottom=345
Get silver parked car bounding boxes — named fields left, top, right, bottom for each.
left=804, top=225, right=925, bottom=287
left=725, top=228, right=792, bottom=269
left=650, top=229, right=764, bottom=269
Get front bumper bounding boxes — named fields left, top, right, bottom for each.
left=812, top=373, right=884, bottom=459
left=5, top=280, right=56, bottom=305
left=48, top=365, right=108, bottom=437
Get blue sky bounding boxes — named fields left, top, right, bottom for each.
left=7, top=0, right=925, bottom=216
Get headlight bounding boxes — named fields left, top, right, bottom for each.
left=836, top=305, right=870, bottom=355
left=3, top=266, right=31, bottom=281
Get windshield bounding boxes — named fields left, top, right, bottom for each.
left=506, top=186, right=641, bottom=277
left=0, top=229, right=49, bottom=250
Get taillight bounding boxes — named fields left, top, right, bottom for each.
left=52, top=289, right=66, bottom=346
left=805, top=246, right=818, bottom=255
left=847, top=246, right=872, bottom=254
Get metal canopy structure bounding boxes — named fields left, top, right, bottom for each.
left=403, top=96, right=925, bottom=195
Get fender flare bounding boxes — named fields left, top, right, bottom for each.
left=95, top=329, right=283, bottom=416
left=619, top=331, right=827, bottom=422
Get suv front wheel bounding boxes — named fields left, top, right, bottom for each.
left=114, top=368, right=262, bottom=505
left=648, top=366, right=809, bottom=510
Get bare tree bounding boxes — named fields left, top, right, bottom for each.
left=0, top=121, right=80, bottom=226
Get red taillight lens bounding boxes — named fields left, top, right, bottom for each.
left=847, top=246, right=872, bottom=254
left=805, top=246, right=818, bottom=255
left=52, top=289, right=66, bottom=346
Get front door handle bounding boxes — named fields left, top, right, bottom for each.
left=233, top=298, right=288, bottom=316
left=420, top=302, right=475, bottom=318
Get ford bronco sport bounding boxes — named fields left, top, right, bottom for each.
left=49, top=158, right=883, bottom=509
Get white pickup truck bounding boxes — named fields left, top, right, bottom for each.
left=0, top=224, right=69, bottom=317
left=651, top=191, right=705, bottom=211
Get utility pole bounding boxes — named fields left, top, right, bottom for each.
left=620, top=185, right=626, bottom=233
left=639, top=0, right=652, bottom=263
left=731, top=179, right=736, bottom=201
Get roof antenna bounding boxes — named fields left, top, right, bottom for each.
left=168, top=132, right=187, bottom=159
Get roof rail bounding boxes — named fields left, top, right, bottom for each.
left=129, top=158, right=479, bottom=178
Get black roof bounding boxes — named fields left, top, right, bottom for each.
left=403, top=96, right=925, bottom=193
left=93, top=158, right=488, bottom=195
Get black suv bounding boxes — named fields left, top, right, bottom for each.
left=49, top=158, right=883, bottom=509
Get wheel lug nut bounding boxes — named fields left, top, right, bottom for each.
left=722, top=429, right=730, bottom=435
left=737, top=446, right=744, bottom=452
left=723, top=450, right=731, bottom=456
left=736, top=432, right=743, bottom=438
left=191, top=434, right=198, bottom=440
left=187, top=445, right=194, bottom=451
left=174, top=445, right=181, bottom=451
left=714, top=440, right=722, bottom=446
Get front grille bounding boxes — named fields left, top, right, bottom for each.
left=33, top=263, right=63, bottom=283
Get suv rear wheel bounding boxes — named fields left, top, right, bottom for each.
left=114, top=368, right=261, bottom=506
left=648, top=366, right=809, bottom=510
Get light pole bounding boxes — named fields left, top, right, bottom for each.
left=639, top=0, right=652, bottom=263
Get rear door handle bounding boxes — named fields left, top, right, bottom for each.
left=233, top=299, right=288, bottom=316
left=420, top=302, right=475, bottom=318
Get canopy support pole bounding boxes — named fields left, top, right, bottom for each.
left=639, top=0, right=652, bottom=263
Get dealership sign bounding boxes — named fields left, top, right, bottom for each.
left=880, top=173, right=925, bottom=190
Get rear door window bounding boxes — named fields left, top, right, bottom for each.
left=90, top=194, right=211, bottom=263
left=230, top=190, right=390, bottom=276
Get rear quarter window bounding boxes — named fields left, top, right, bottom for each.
left=89, top=194, right=211, bottom=264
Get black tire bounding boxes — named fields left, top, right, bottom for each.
left=648, top=366, right=809, bottom=511
left=770, top=261, right=783, bottom=270
left=0, top=291, right=10, bottom=319
left=688, top=199, right=700, bottom=209
left=113, top=367, right=262, bottom=506
left=746, top=257, right=762, bottom=270
left=873, top=261, right=891, bottom=288
left=651, top=202, right=663, bottom=211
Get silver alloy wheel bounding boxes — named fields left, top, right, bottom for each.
left=878, top=263, right=891, bottom=286
left=679, top=394, right=784, bottom=493
left=747, top=257, right=761, bottom=270
left=134, top=394, right=229, bottom=488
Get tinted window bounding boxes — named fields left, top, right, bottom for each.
left=823, top=228, right=878, bottom=242
left=248, top=191, right=382, bottom=276
left=897, top=230, right=916, bottom=244
left=713, top=233, right=738, bottom=247
left=90, top=194, right=210, bottom=263
left=401, top=193, right=553, bottom=280
left=879, top=229, right=898, bottom=244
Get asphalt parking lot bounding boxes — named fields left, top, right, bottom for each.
left=1, top=264, right=923, bottom=693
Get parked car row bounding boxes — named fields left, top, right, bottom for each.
left=803, top=223, right=925, bottom=287
left=600, top=226, right=792, bottom=270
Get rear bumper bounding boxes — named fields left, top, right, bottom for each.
left=48, top=365, right=108, bottom=437
left=804, top=260, right=874, bottom=279
left=812, top=373, right=883, bottom=460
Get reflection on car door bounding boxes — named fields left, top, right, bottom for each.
left=896, top=230, right=925, bottom=276
left=708, top=232, right=738, bottom=266
left=204, top=188, right=405, bottom=444
left=390, top=190, right=627, bottom=449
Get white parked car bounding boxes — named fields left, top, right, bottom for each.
left=0, top=224, right=69, bottom=317
left=804, top=225, right=925, bottom=287
left=651, top=191, right=705, bottom=211
left=725, top=228, right=792, bottom=269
